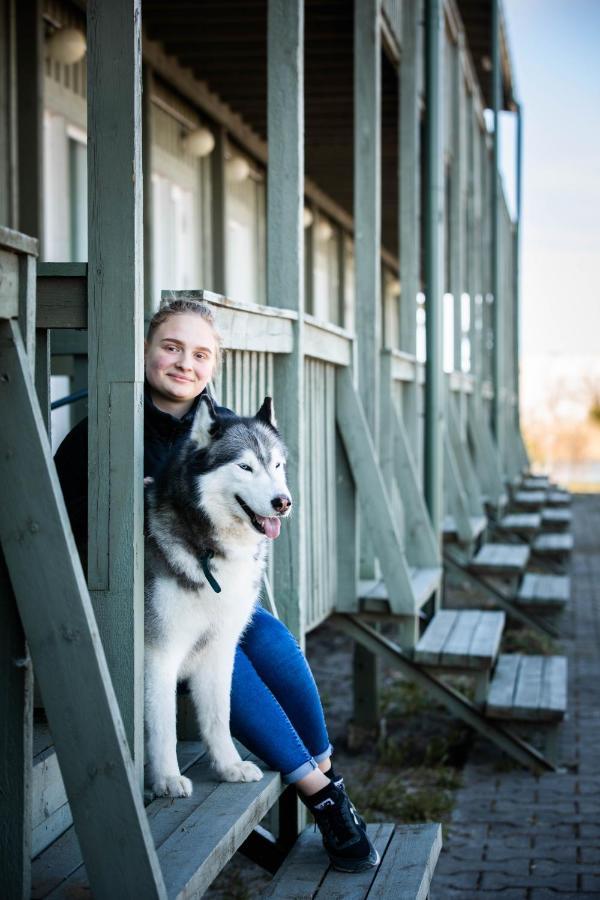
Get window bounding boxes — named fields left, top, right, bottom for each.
left=152, top=174, right=200, bottom=306
left=151, top=105, right=208, bottom=308
left=68, top=129, right=88, bottom=262
left=225, top=148, right=265, bottom=305
left=312, top=212, right=340, bottom=324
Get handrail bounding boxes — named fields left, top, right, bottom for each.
left=51, top=388, right=88, bottom=411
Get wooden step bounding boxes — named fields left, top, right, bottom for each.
left=486, top=655, right=567, bottom=722
left=546, top=489, right=571, bottom=507
left=261, top=822, right=442, bottom=899
left=522, top=476, right=550, bottom=490
left=32, top=742, right=283, bottom=899
left=498, top=513, right=541, bottom=536
left=358, top=567, right=442, bottom=613
left=443, top=514, right=487, bottom=543
left=470, top=543, right=530, bottom=575
left=541, top=508, right=572, bottom=530
left=512, top=490, right=547, bottom=510
left=414, top=610, right=505, bottom=670
left=532, top=533, right=574, bottom=557
left=517, top=573, right=570, bottom=609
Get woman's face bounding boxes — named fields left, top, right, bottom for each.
left=145, top=313, right=217, bottom=417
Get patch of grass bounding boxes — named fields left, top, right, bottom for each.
left=380, top=679, right=431, bottom=717
left=502, top=627, right=558, bottom=656
left=349, top=766, right=461, bottom=825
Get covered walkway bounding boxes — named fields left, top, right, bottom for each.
left=432, top=494, right=600, bottom=898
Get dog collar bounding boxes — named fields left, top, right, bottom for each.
left=200, top=551, right=221, bottom=594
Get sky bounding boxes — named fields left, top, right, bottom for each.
left=500, top=0, right=600, bottom=416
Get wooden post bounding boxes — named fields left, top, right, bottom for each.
left=450, top=37, right=466, bottom=374
left=0, top=236, right=36, bottom=900
left=399, top=0, right=423, bottom=460
left=353, top=0, right=382, bottom=732
left=0, top=0, right=18, bottom=228
left=491, top=0, right=503, bottom=456
left=267, top=0, right=305, bottom=844
left=87, top=0, right=145, bottom=782
left=0, top=555, right=32, bottom=900
left=143, top=64, right=154, bottom=315
left=267, top=0, right=305, bottom=643
left=423, top=0, right=445, bottom=539
left=211, top=125, right=227, bottom=295
left=15, top=0, right=43, bottom=244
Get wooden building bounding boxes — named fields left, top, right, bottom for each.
left=0, top=1, right=536, bottom=896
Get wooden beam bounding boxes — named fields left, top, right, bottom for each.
left=267, top=0, right=305, bottom=643
left=0, top=320, right=166, bottom=898
left=36, top=267, right=87, bottom=329
left=336, top=368, right=416, bottom=615
left=87, top=0, right=145, bottom=781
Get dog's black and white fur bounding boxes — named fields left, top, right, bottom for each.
left=144, top=395, right=291, bottom=797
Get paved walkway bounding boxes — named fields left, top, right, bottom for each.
left=431, top=494, right=600, bottom=899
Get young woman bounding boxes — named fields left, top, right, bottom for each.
left=55, top=298, right=378, bottom=873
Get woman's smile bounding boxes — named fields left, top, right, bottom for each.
left=145, top=313, right=218, bottom=417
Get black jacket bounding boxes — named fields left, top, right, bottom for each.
left=54, top=386, right=233, bottom=562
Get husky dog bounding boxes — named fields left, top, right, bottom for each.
left=144, top=395, right=292, bottom=797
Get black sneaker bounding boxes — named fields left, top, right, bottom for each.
left=301, top=783, right=379, bottom=873
left=326, top=767, right=367, bottom=830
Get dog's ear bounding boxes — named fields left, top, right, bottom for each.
left=190, top=394, right=218, bottom=448
left=256, top=396, right=277, bottom=430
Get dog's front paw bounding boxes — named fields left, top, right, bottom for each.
left=152, top=774, right=193, bottom=798
left=218, top=760, right=263, bottom=783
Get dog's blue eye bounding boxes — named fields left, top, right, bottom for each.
left=239, top=463, right=253, bottom=472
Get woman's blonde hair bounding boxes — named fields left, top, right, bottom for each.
left=146, top=298, right=224, bottom=375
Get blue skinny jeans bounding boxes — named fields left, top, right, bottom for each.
left=229, top=605, right=333, bottom=783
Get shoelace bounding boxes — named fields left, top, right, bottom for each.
left=313, top=799, right=360, bottom=846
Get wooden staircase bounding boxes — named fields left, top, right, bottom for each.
left=31, top=740, right=285, bottom=899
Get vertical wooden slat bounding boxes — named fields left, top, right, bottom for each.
left=268, top=0, right=305, bottom=642
left=87, top=0, right=145, bottom=780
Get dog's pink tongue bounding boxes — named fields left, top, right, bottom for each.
left=257, top=516, right=281, bottom=540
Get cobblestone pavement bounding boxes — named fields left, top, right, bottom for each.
left=431, top=494, right=600, bottom=899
